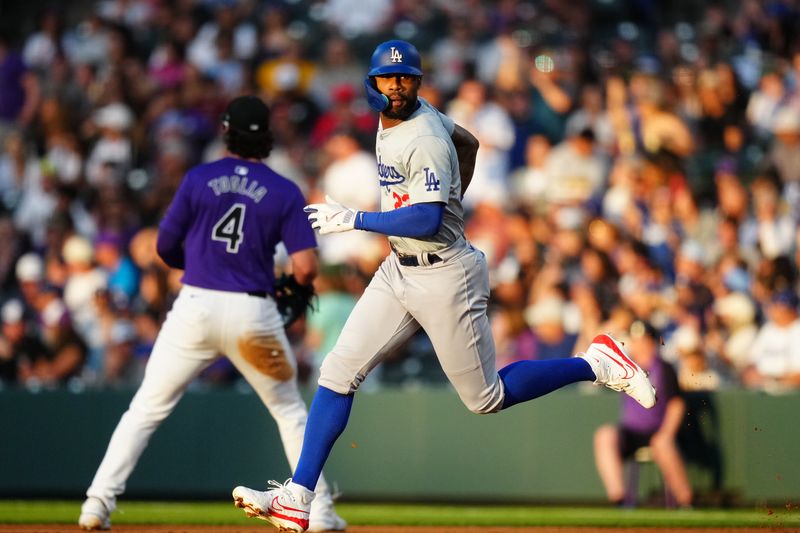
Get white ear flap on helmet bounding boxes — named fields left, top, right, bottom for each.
left=364, top=77, right=389, bottom=113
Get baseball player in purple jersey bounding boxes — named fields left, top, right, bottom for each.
left=232, top=41, right=656, bottom=533
left=78, top=96, right=345, bottom=532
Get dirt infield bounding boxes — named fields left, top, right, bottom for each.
left=0, top=527, right=793, bottom=533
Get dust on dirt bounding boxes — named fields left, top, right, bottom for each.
left=0, top=526, right=793, bottom=533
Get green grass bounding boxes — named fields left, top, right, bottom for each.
left=0, top=500, right=798, bottom=528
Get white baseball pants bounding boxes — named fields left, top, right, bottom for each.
left=318, top=239, right=505, bottom=413
left=86, top=284, right=335, bottom=510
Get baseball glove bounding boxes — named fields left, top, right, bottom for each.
left=274, top=273, right=316, bottom=327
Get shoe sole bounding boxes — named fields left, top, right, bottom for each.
left=593, top=334, right=657, bottom=408
left=78, top=516, right=110, bottom=531
left=233, top=496, right=306, bottom=532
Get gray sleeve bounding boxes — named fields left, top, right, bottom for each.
left=420, top=97, right=455, bottom=135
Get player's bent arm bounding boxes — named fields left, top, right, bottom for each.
left=155, top=226, right=185, bottom=270
left=355, top=202, right=444, bottom=237
left=451, top=124, right=479, bottom=197
left=654, top=396, right=686, bottom=440
left=289, top=247, right=319, bottom=286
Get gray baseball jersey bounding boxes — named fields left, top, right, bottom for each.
left=318, top=99, right=505, bottom=414
left=378, top=98, right=463, bottom=254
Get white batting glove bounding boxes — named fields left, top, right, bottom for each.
left=304, top=195, right=360, bottom=235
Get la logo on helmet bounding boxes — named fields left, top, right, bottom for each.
left=390, top=47, right=403, bottom=63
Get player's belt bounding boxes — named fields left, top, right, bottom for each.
left=247, top=291, right=268, bottom=298
left=395, top=251, right=442, bottom=267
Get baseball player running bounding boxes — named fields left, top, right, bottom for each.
left=232, top=41, right=655, bottom=532
left=79, top=96, right=345, bottom=532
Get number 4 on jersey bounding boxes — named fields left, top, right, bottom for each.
left=424, top=167, right=440, bottom=192
left=212, top=203, right=246, bottom=253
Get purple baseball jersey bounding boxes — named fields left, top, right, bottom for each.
left=159, top=157, right=316, bottom=293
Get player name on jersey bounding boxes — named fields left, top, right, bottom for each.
left=207, top=175, right=267, bottom=203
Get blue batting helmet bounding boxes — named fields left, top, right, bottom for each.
left=367, top=40, right=423, bottom=77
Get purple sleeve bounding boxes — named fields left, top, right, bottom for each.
left=281, top=186, right=317, bottom=254
left=157, top=174, right=193, bottom=267
left=159, top=173, right=194, bottom=237
left=156, top=226, right=185, bottom=269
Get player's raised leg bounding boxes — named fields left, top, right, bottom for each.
left=407, top=246, right=655, bottom=412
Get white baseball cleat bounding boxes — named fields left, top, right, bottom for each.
left=308, top=492, right=347, bottom=532
left=233, top=479, right=314, bottom=532
left=579, top=333, right=657, bottom=409
left=78, top=497, right=111, bottom=531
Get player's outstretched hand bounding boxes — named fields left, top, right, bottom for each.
left=304, top=195, right=359, bottom=234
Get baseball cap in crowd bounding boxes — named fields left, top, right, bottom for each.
left=15, top=253, right=44, bottom=283
left=771, top=289, right=799, bottom=310
left=671, top=325, right=701, bottom=353
left=555, top=206, right=586, bottom=231
left=723, top=266, right=750, bottom=293
left=679, top=240, right=705, bottom=264
left=63, top=235, right=94, bottom=266
left=772, top=107, right=800, bottom=135
left=1, top=299, right=23, bottom=324
left=331, top=84, right=356, bottom=105
left=629, top=319, right=659, bottom=340
left=94, top=103, right=134, bottom=131
left=41, top=297, right=67, bottom=327
left=94, top=231, right=125, bottom=252
left=714, top=292, right=756, bottom=327
left=524, top=297, right=565, bottom=327
left=223, top=95, right=270, bottom=133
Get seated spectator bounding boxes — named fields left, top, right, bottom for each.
left=94, top=231, right=139, bottom=305
left=670, top=325, right=721, bottom=391
left=710, top=291, right=758, bottom=378
left=492, top=306, right=537, bottom=370
left=0, top=299, right=42, bottom=385
left=544, top=128, right=606, bottom=207
left=508, top=134, right=551, bottom=212
left=593, top=320, right=693, bottom=507
left=307, top=36, right=367, bottom=110
left=15, top=252, right=46, bottom=311
left=61, top=234, right=108, bottom=371
left=447, top=78, right=515, bottom=210
left=742, top=290, right=800, bottom=390
left=0, top=214, right=27, bottom=302
left=309, top=85, right=376, bottom=148
left=103, top=318, right=140, bottom=387
left=524, top=296, right=578, bottom=360
left=85, top=103, right=134, bottom=187
left=767, top=107, right=800, bottom=212
left=750, top=174, right=795, bottom=260
left=18, top=289, right=86, bottom=388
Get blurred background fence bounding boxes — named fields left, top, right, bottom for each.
left=2, top=386, right=798, bottom=505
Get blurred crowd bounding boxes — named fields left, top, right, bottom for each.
left=0, top=0, right=799, bottom=394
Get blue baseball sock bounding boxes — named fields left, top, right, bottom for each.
left=292, top=386, right=354, bottom=490
left=498, top=358, right=595, bottom=410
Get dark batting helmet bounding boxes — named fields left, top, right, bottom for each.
left=367, top=39, right=423, bottom=77
left=364, top=40, right=423, bottom=112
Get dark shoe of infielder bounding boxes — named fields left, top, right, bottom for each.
left=579, top=333, right=657, bottom=408
left=233, top=479, right=313, bottom=532
left=78, top=497, right=111, bottom=530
